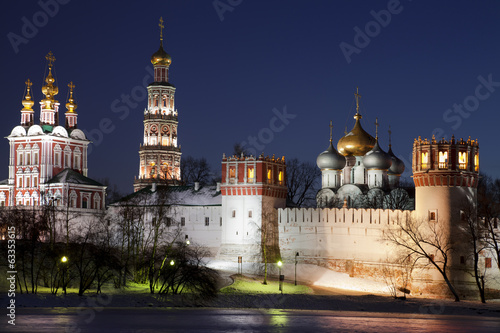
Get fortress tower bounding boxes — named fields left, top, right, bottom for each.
left=134, top=18, right=181, bottom=191
left=218, top=153, right=287, bottom=261
left=413, top=135, right=480, bottom=281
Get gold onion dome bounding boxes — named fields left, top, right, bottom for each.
left=151, top=17, right=171, bottom=66
left=151, top=44, right=172, bottom=66
left=337, top=113, right=376, bottom=156
left=41, top=51, right=58, bottom=108
left=22, top=79, right=34, bottom=111
left=65, top=82, right=77, bottom=113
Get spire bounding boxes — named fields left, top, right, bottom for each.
left=329, top=120, right=333, bottom=144
left=22, top=79, right=34, bottom=111
left=159, top=17, right=164, bottom=47
left=41, top=51, right=59, bottom=110
left=375, top=117, right=379, bottom=140
left=21, top=79, right=35, bottom=126
left=354, top=87, right=361, bottom=116
left=65, top=81, right=77, bottom=113
left=65, top=81, right=78, bottom=130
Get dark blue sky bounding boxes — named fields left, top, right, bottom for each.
left=2, top=0, right=500, bottom=194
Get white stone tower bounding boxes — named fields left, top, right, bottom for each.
left=413, top=135, right=479, bottom=286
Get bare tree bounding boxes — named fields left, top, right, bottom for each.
left=286, top=158, right=321, bottom=207
left=381, top=252, right=414, bottom=299
left=384, top=216, right=461, bottom=301
left=477, top=175, right=500, bottom=271
left=181, top=156, right=213, bottom=185
left=233, top=143, right=250, bottom=156
left=383, top=188, right=413, bottom=210
left=458, top=199, right=487, bottom=303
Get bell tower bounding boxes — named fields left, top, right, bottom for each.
left=134, top=17, right=181, bottom=191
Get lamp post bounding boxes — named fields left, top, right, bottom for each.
left=277, top=260, right=283, bottom=293
left=295, top=252, right=299, bottom=286
left=61, top=256, right=68, bottom=295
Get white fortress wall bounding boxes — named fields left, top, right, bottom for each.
left=172, top=205, right=222, bottom=252
left=278, top=207, right=415, bottom=262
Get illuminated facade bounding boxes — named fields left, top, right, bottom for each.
left=134, top=18, right=181, bottom=192
left=0, top=52, right=106, bottom=210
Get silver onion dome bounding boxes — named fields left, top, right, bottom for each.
left=362, top=140, right=392, bottom=170
left=317, top=142, right=346, bottom=170
left=388, top=146, right=405, bottom=175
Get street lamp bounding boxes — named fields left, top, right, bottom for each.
left=170, top=259, right=175, bottom=266
left=295, top=252, right=299, bottom=286
left=277, top=260, right=283, bottom=293
left=61, top=256, right=68, bottom=295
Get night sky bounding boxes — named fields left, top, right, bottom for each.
left=2, top=0, right=500, bottom=194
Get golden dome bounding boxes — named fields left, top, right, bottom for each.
left=41, top=52, right=58, bottom=109
left=65, top=82, right=77, bottom=113
left=22, top=79, right=34, bottom=111
left=337, top=113, right=376, bottom=156
left=151, top=44, right=171, bottom=66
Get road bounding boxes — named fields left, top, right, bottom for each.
left=3, top=308, right=500, bottom=333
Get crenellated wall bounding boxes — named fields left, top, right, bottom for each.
left=278, top=207, right=415, bottom=262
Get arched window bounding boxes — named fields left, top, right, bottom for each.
left=459, top=152, right=467, bottom=170
left=421, top=152, right=429, bottom=169
left=438, top=151, right=448, bottom=169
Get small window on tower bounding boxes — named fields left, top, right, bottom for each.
left=421, top=152, right=429, bottom=169
left=474, top=153, right=479, bottom=172
left=278, top=171, right=283, bottom=185
left=485, top=257, right=492, bottom=268
left=429, top=210, right=437, bottom=222
left=205, top=217, right=209, bottom=226
left=267, top=169, right=272, bottom=182
left=229, top=167, right=236, bottom=178
left=438, top=151, right=448, bottom=169
left=459, top=152, right=467, bottom=170
left=232, top=210, right=236, bottom=218
left=181, top=217, right=185, bottom=226
left=247, top=167, right=254, bottom=183
left=248, top=210, right=252, bottom=218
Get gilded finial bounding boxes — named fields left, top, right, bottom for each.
left=329, top=120, right=333, bottom=144
left=159, top=17, right=164, bottom=46
left=46, top=51, right=56, bottom=68
left=353, top=87, right=363, bottom=121
left=22, top=79, right=34, bottom=111
left=354, top=87, right=361, bottom=114
left=375, top=118, right=379, bottom=140
left=65, top=81, right=77, bottom=113
left=41, top=51, right=58, bottom=109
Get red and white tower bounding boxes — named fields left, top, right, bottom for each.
left=134, top=17, right=181, bottom=191
left=219, top=153, right=287, bottom=260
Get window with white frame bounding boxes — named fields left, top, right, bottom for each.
left=94, top=193, right=101, bottom=210
left=81, top=193, right=90, bottom=209
left=54, top=145, right=62, bottom=167
left=70, top=191, right=77, bottom=208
